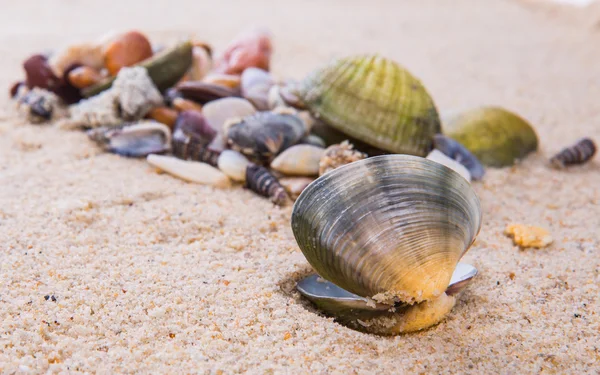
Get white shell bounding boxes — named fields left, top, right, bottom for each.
left=203, top=97, right=256, bottom=133
left=189, top=46, right=212, bottom=81
left=217, top=150, right=250, bottom=182
left=270, top=144, right=325, bottom=176
left=426, top=149, right=471, bottom=182
left=147, top=154, right=231, bottom=188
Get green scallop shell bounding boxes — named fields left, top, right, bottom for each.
left=298, top=55, right=441, bottom=156
left=443, top=107, right=538, bottom=167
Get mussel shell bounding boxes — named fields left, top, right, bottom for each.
left=291, top=155, right=482, bottom=304
left=443, top=107, right=538, bottom=167
left=297, top=263, right=477, bottom=321
left=87, top=121, right=171, bottom=158
left=226, top=111, right=306, bottom=163
left=298, top=54, right=441, bottom=156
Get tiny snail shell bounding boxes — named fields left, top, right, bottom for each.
left=245, top=163, right=290, bottom=206
left=171, top=131, right=221, bottom=167
left=550, top=138, right=596, bottom=169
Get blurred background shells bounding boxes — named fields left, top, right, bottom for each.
left=217, top=150, right=250, bottom=182
left=550, top=137, right=596, bottom=169
left=103, top=31, right=153, bottom=76
left=296, top=54, right=441, bottom=156
left=173, top=110, right=216, bottom=143
left=48, top=40, right=105, bottom=78
left=292, top=155, right=482, bottom=305
left=87, top=121, right=171, bottom=157
left=67, top=66, right=103, bottom=89
left=270, top=144, right=324, bottom=176
left=189, top=45, right=213, bottom=81
left=241, top=68, right=275, bottom=110
left=203, top=73, right=241, bottom=89
left=147, top=154, right=231, bottom=188
left=146, top=106, right=178, bottom=129
left=176, top=81, right=238, bottom=104
left=318, top=141, right=366, bottom=176
left=442, top=106, right=539, bottom=167
left=433, top=134, right=485, bottom=180
left=226, top=111, right=307, bottom=163
left=83, top=40, right=193, bottom=97
left=214, top=28, right=273, bottom=74
left=22, top=54, right=80, bottom=104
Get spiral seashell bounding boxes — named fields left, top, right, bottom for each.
left=292, top=155, right=482, bottom=306
left=296, top=54, right=441, bottom=156
left=245, top=163, right=289, bottom=206
left=549, top=138, right=596, bottom=169
left=172, top=130, right=221, bottom=167
left=443, top=106, right=538, bottom=167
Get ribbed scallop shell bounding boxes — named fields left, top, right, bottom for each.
left=298, top=55, right=441, bottom=156
left=443, top=106, right=538, bottom=167
left=291, top=155, right=482, bottom=304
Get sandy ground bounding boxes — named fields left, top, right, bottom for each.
left=1, top=0, right=600, bottom=373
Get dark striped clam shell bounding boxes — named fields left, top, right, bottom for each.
left=291, top=155, right=482, bottom=305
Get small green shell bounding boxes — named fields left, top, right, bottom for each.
left=443, top=107, right=538, bottom=167
left=298, top=55, right=441, bottom=156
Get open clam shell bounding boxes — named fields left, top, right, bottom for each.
left=297, top=54, right=441, bottom=156
left=297, top=263, right=478, bottom=321
left=291, top=155, right=482, bottom=305
left=442, top=106, right=538, bottom=167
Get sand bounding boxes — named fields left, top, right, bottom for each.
left=1, top=0, right=599, bottom=373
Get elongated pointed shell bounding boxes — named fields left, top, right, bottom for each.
left=291, top=155, right=482, bottom=305
left=298, top=55, right=441, bottom=156
left=443, top=107, right=538, bottom=167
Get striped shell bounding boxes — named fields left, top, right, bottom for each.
left=291, top=155, right=482, bottom=305
left=297, top=55, right=441, bottom=156
left=443, top=107, right=539, bottom=167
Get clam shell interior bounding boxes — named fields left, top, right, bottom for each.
left=297, top=262, right=477, bottom=319
left=291, top=155, right=482, bottom=304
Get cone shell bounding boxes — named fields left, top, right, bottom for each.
left=443, top=107, right=538, bottom=167
left=298, top=55, right=441, bottom=156
left=291, top=155, right=482, bottom=304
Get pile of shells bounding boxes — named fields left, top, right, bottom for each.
left=9, top=27, right=598, bottom=336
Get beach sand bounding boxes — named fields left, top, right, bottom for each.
left=1, top=0, right=599, bottom=373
